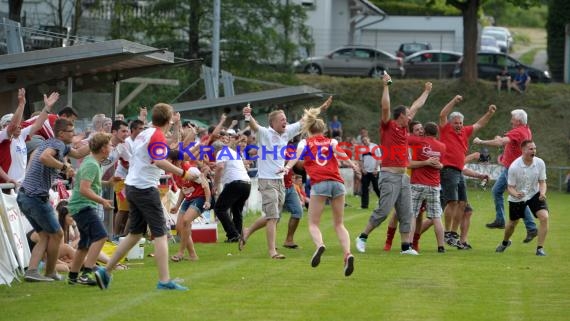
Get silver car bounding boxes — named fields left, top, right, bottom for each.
left=404, top=50, right=462, bottom=79
left=293, top=46, right=404, bottom=78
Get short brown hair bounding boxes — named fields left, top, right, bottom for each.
left=521, top=140, right=534, bottom=149
left=54, top=118, right=73, bottom=136
left=89, top=132, right=112, bottom=153
left=151, top=103, right=173, bottom=127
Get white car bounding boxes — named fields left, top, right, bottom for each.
left=483, top=26, right=513, bottom=47
left=482, top=31, right=509, bottom=53
left=480, top=35, right=501, bottom=53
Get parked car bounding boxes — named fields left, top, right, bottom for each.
left=396, top=42, right=432, bottom=58
left=403, top=50, right=462, bottom=79
left=293, top=45, right=404, bottom=78
left=480, top=35, right=501, bottom=53
left=483, top=26, right=513, bottom=47
left=453, top=52, right=551, bottom=83
left=482, top=30, right=509, bottom=53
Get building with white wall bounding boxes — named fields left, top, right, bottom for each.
left=359, top=15, right=464, bottom=54
left=298, top=0, right=463, bottom=56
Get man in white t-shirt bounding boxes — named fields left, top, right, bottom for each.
left=359, top=135, right=381, bottom=209
left=113, top=119, right=145, bottom=238
left=95, top=103, right=199, bottom=291
left=213, top=135, right=251, bottom=243
left=495, top=140, right=549, bottom=256
left=240, top=98, right=332, bottom=259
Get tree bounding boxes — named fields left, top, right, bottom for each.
left=546, top=0, right=570, bottom=82
left=8, top=0, right=24, bottom=22
left=432, top=0, right=541, bottom=83
left=106, top=0, right=312, bottom=73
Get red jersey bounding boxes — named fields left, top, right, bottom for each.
left=173, top=161, right=205, bottom=200
left=283, top=145, right=296, bottom=189
left=502, top=125, right=532, bottom=168
left=299, top=135, right=343, bottom=186
left=284, top=169, right=294, bottom=188
left=380, top=120, right=409, bottom=168
left=21, top=114, right=59, bottom=139
left=408, top=135, right=447, bottom=186
left=439, top=123, right=474, bottom=170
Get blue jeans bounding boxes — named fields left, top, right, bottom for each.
left=283, top=186, right=303, bottom=219
left=492, top=168, right=537, bottom=231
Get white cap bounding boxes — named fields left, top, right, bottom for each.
left=226, top=128, right=237, bottom=136
left=0, top=113, right=14, bottom=128
left=188, top=167, right=202, bottom=183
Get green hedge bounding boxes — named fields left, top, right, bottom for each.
left=370, top=1, right=461, bottom=16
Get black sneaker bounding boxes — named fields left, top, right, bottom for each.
left=311, top=246, right=326, bottom=268
left=68, top=278, right=79, bottom=285
left=523, top=230, right=538, bottom=243
left=486, top=220, right=505, bottom=229
left=77, top=272, right=97, bottom=286
left=444, top=232, right=452, bottom=245
left=224, top=237, right=239, bottom=243
left=344, top=254, right=354, bottom=277
left=457, top=242, right=472, bottom=250
left=437, top=247, right=446, bottom=253
left=496, top=240, right=512, bottom=253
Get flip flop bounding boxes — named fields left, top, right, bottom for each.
left=271, top=253, right=286, bottom=260
left=170, top=255, right=183, bottom=262
left=283, top=244, right=299, bottom=249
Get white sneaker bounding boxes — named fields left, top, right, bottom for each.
left=355, top=237, right=367, bottom=253
left=400, top=248, right=419, bottom=255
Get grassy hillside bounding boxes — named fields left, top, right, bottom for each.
left=296, top=75, right=570, bottom=166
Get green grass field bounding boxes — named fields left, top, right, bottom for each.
left=1, top=188, right=569, bottom=321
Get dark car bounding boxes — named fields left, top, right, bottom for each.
left=453, top=52, right=551, bottom=83
left=404, top=50, right=462, bottom=79
left=293, top=45, right=404, bottom=78
left=396, top=42, right=432, bottom=58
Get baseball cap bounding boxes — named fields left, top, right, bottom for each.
left=0, top=113, right=14, bottom=128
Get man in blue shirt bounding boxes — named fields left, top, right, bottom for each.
left=510, top=65, right=530, bottom=93
left=329, top=115, right=342, bottom=138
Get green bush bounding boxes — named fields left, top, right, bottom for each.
left=483, top=3, right=548, bottom=28
left=370, top=1, right=461, bottom=16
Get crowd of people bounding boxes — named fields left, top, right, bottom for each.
left=0, top=78, right=552, bottom=290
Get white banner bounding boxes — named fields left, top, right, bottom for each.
left=0, top=192, right=31, bottom=273
left=0, top=207, right=18, bottom=286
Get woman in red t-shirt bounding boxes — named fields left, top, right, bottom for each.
left=169, top=159, right=211, bottom=262
left=281, top=98, right=359, bottom=277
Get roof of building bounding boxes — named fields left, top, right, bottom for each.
left=172, top=85, right=324, bottom=113
left=0, top=39, right=189, bottom=93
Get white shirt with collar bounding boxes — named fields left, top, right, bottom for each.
left=362, top=142, right=381, bottom=173
left=255, top=121, right=301, bottom=179
left=507, top=156, right=546, bottom=202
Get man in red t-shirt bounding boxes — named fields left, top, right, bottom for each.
left=439, top=95, right=496, bottom=249
left=473, top=108, right=537, bottom=242
left=407, top=122, right=446, bottom=252
left=355, top=74, right=432, bottom=255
